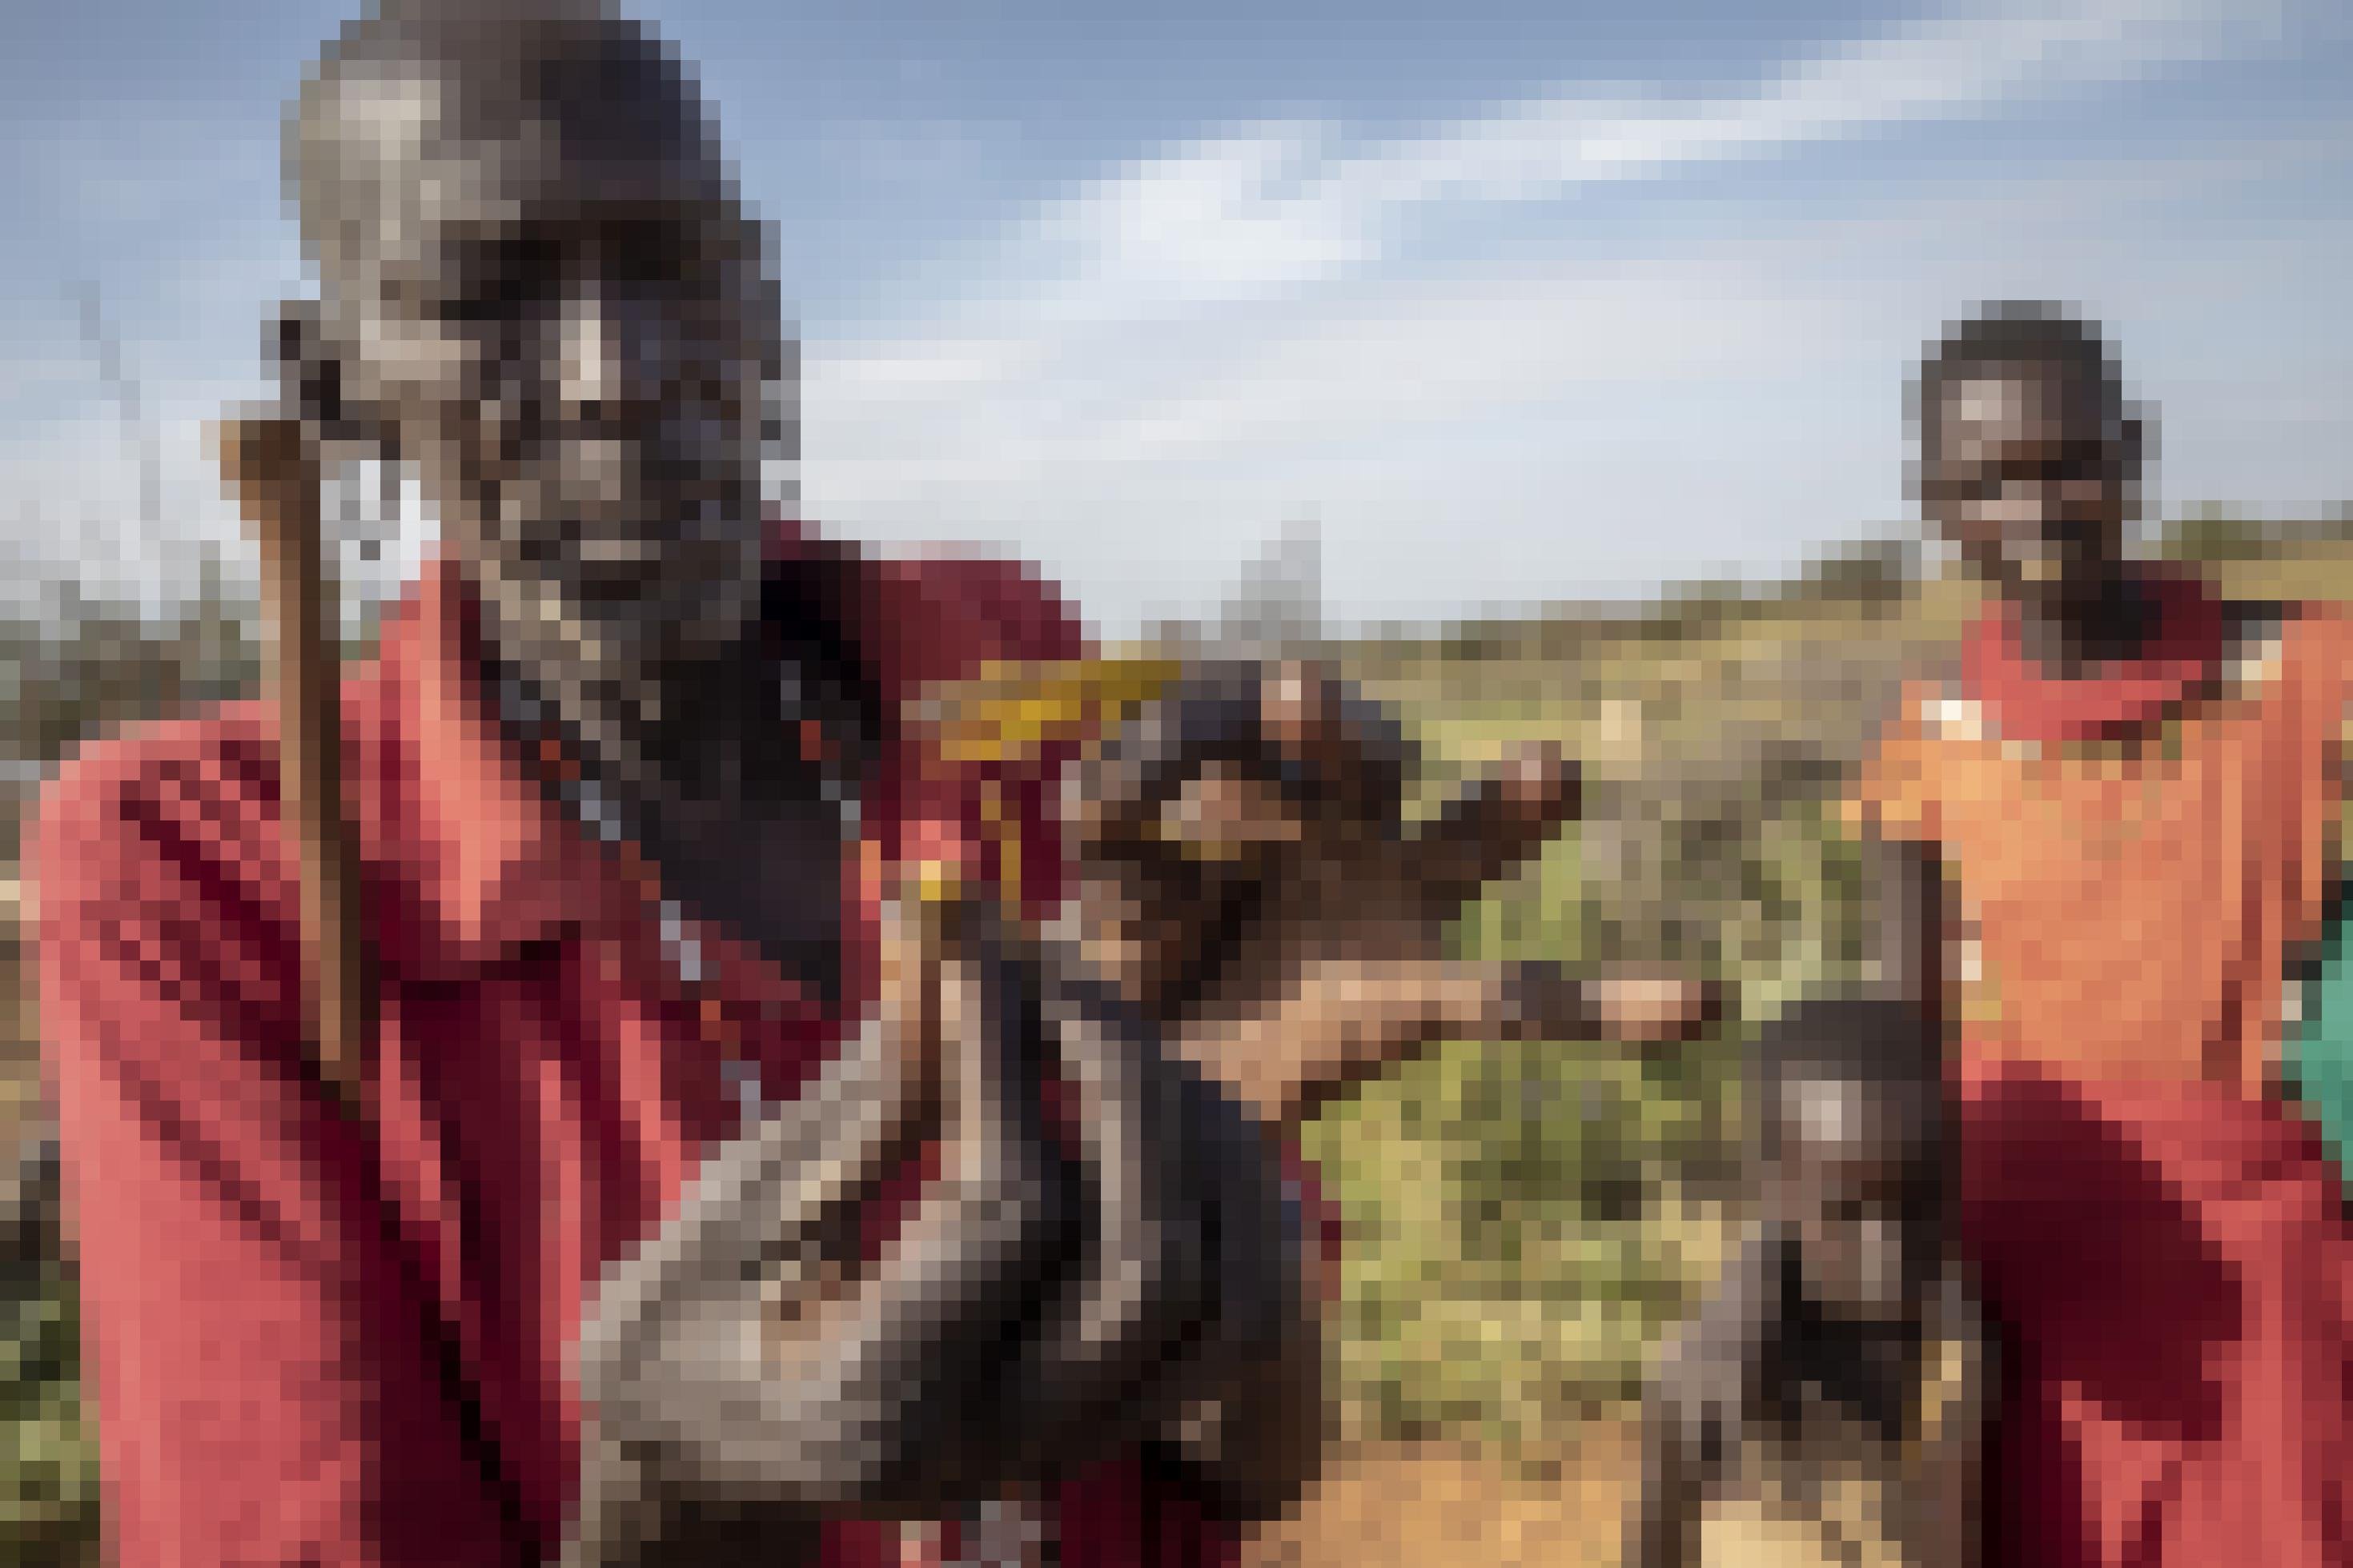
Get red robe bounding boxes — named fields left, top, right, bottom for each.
left=33, top=528, right=1245, bottom=1568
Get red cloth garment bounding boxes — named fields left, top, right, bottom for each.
left=32, top=529, right=1244, bottom=1568
left=1956, top=1063, right=2353, bottom=1568
left=1957, top=567, right=2227, bottom=747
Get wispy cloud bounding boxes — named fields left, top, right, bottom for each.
left=805, top=0, right=2316, bottom=507
left=1007, top=0, right=2287, bottom=318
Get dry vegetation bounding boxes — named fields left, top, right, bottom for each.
left=2, top=526, right=2347, bottom=1566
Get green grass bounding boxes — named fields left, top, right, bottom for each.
left=0, top=1263, right=97, bottom=1567
left=1304, top=643, right=1885, bottom=1450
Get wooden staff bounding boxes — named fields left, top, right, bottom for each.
left=212, top=414, right=372, bottom=1117
left=212, top=408, right=535, bottom=1552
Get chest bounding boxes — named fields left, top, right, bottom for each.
left=647, top=794, right=855, bottom=1005
left=1927, top=690, right=2299, bottom=884
left=1910, top=640, right=2343, bottom=1073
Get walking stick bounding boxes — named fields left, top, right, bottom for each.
left=211, top=413, right=372, bottom=1117
left=212, top=411, right=535, bottom=1554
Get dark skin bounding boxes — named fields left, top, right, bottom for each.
left=1919, top=360, right=2151, bottom=679
left=1877, top=355, right=2156, bottom=1047
left=1067, top=662, right=1725, bottom=1131
left=1628, top=1070, right=1984, bottom=1568
left=286, top=6, right=1721, bottom=1560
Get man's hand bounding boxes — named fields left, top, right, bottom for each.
left=1070, top=662, right=1721, bottom=1129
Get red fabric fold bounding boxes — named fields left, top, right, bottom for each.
left=1956, top=1060, right=2353, bottom=1568
left=1961, top=569, right=2227, bottom=746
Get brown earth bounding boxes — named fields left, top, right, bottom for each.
left=1243, top=1424, right=1643, bottom=1568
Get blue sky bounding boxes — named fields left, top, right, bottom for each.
left=2, top=0, right=2348, bottom=635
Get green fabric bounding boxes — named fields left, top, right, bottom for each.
left=2286, top=884, right=2353, bottom=1189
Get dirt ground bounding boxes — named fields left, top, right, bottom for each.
left=1243, top=1423, right=1643, bottom=1568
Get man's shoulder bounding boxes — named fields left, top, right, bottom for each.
left=36, top=700, right=272, bottom=840
left=871, top=548, right=1088, bottom=672
left=27, top=705, right=265, bottom=952
left=28, top=671, right=393, bottom=931
left=769, top=527, right=1086, bottom=696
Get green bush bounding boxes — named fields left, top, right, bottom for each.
left=0, top=1261, right=98, bottom=1567
left=1301, top=640, right=1887, bottom=1453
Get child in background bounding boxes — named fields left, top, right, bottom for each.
left=1627, top=994, right=1990, bottom=1568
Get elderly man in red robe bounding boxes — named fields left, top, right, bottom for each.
left=33, top=5, right=1711, bottom=1565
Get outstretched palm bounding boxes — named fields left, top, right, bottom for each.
left=1067, top=660, right=1720, bottom=1129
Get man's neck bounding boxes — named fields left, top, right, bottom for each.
left=496, top=616, right=875, bottom=1006
left=469, top=559, right=871, bottom=999
left=2015, top=563, right=2157, bottom=680
left=479, top=590, right=783, bottom=829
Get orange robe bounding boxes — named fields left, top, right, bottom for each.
left=1850, top=583, right=2353, bottom=1566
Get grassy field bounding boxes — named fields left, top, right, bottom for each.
left=6, top=539, right=2352, bottom=1565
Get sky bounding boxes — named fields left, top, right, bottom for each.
left=2, top=0, right=2348, bottom=636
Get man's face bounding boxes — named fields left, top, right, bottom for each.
left=1766, top=1076, right=1941, bottom=1325
left=305, top=58, right=780, bottom=669
left=1921, top=363, right=2135, bottom=613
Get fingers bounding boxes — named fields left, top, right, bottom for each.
left=1499, top=962, right=1726, bottom=1045
left=1178, top=956, right=1482, bottom=1128
left=1068, top=661, right=1420, bottom=1027
left=1067, top=663, right=1273, bottom=853
left=1142, top=1070, right=1327, bottom=1524
left=1152, top=761, right=1303, bottom=860
left=1186, top=956, right=1727, bottom=1128
left=872, top=893, right=944, bottom=1135
left=991, top=957, right=1211, bottom=1485
left=1070, top=660, right=1411, bottom=859
left=1255, top=660, right=1413, bottom=832
left=873, top=866, right=998, bottom=1145
left=1404, top=744, right=1580, bottom=920
left=1585, top=969, right=1727, bottom=1045
left=731, top=907, right=1073, bottom=1513
left=927, top=894, right=1066, bottom=1188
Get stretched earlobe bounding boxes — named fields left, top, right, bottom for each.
left=269, top=297, right=401, bottom=462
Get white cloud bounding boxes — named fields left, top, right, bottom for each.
left=1006, top=0, right=2289, bottom=319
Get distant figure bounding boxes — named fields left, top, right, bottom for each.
left=1626, top=994, right=1990, bottom=1568
left=1849, top=300, right=2353, bottom=1566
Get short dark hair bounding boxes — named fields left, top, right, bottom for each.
left=290, top=1, right=723, bottom=275
left=1749, top=993, right=1943, bottom=1161
left=1909, top=300, right=2131, bottom=459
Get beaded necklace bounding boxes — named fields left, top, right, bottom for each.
left=494, top=656, right=864, bottom=1128
left=500, top=653, right=1055, bottom=1568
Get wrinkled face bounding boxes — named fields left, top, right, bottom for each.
left=297, top=41, right=782, bottom=671
left=1921, top=363, right=2136, bottom=613
left=1766, top=1076, right=1942, bottom=1325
